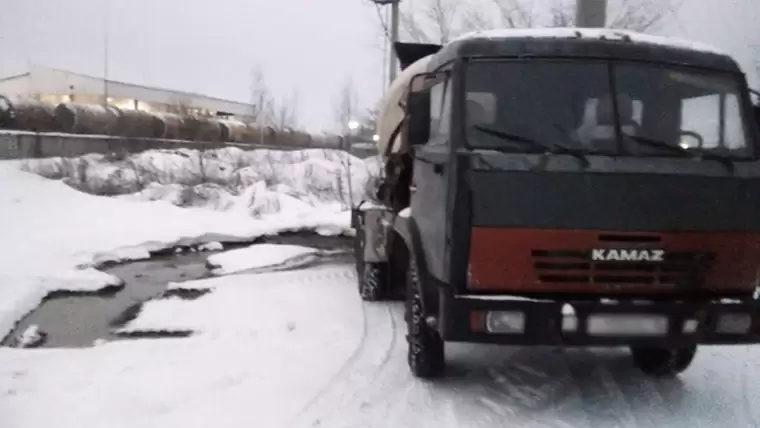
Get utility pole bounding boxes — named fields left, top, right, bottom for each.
left=372, top=0, right=401, bottom=87
left=103, top=0, right=109, bottom=106
left=575, top=0, right=607, bottom=28
left=381, top=10, right=388, bottom=95
left=388, top=0, right=400, bottom=85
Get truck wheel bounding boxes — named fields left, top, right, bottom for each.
left=406, top=255, right=445, bottom=378
left=353, top=225, right=366, bottom=278
left=354, top=226, right=386, bottom=301
left=360, top=263, right=387, bottom=301
left=630, top=345, right=697, bottom=377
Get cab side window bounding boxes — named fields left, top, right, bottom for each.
left=428, top=79, right=451, bottom=145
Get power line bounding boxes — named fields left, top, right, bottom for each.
left=664, top=1, right=689, bottom=38
left=373, top=2, right=393, bottom=43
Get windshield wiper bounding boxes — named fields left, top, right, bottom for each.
left=472, top=125, right=590, bottom=168
left=627, top=135, right=735, bottom=174
left=627, top=135, right=690, bottom=156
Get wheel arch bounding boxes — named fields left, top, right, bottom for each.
left=392, top=214, right=439, bottom=316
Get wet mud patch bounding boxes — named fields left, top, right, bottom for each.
left=2, top=249, right=216, bottom=348
left=159, top=288, right=213, bottom=300
left=3, top=232, right=353, bottom=348
left=112, top=330, right=194, bottom=339
left=45, top=283, right=125, bottom=299
left=108, top=302, right=145, bottom=329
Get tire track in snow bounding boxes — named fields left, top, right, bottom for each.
left=288, top=299, right=398, bottom=428
left=301, top=303, right=410, bottom=428
left=565, top=348, right=638, bottom=428
left=494, top=347, right=589, bottom=428
left=689, top=347, right=756, bottom=428
left=346, top=306, right=459, bottom=428
left=364, top=342, right=572, bottom=427
left=373, top=345, right=553, bottom=427
left=336, top=306, right=479, bottom=428
left=469, top=347, right=585, bottom=428
left=284, top=267, right=371, bottom=427
left=605, top=352, right=687, bottom=428
left=740, top=347, right=760, bottom=428
left=287, top=297, right=369, bottom=426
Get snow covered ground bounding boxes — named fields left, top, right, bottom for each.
left=0, top=147, right=379, bottom=340
left=4, top=147, right=760, bottom=427
left=4, top=261, right=760, bottom=428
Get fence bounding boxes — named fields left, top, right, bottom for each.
left=0, top=131, right=377, bottom=160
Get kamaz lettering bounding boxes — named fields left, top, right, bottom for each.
left=592, top=249, right=665, bottom=262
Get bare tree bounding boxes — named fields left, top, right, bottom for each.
left=399, top=0, right=680, bottom=44
left=605, top=0, right=677, bottom=31
left=249, top=66, right=275, bottom=127
left=400, top=0, right=461, bottom=44
left=272, top=90, right=300, bottom=130
left=548, top=0, right=575, bottom=27
left=491, top=0, right=537, bottom=29
left=333, top=75, right=359, bottom=133
left=425, top=0, right=461, bottom=44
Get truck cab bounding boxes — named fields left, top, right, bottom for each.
left=352, top=28, right=760, bottom=379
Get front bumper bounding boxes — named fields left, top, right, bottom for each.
left=438, top=290, right=760, bottom=347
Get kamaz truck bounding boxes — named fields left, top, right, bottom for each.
left=352, top=28, right=760, bottom=379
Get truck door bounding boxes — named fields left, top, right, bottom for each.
left=410, top=73, right=453, bottom=283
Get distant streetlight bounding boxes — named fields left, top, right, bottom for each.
left=372, top=134, right=380, bottom=142
left=344, top=119, right=361, bottom=152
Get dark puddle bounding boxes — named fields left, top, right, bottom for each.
left=2, top=250, right=216, bottom=348
left=2, top=233, right=353, bottom=348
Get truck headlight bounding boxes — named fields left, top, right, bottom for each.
left=683, top=319, right=699, bottom=334
left=485, top=311, right=525, bottom=334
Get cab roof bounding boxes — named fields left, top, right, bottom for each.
left=423, top=28, right=741, bottom=74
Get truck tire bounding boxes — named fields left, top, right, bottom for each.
left=354, top=227, right=387, bottom=301
left=630, top=345, right=697, bottom=377
left=405, top=253, right=445, bottom=378
left=360, top=263, right=387, bottom=301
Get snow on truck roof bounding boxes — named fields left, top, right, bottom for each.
left=452, top=27, right=726, bottom=56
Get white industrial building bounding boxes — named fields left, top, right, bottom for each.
left=0, top=64, right=253, bottom=120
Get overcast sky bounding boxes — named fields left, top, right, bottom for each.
left=0, top=0, right=757, bottom=133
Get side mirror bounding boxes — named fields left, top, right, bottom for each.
left=404, top=71, right=447, bottom=146
left=678, top=133, right=702, bottom=150
left=406, top=91, right=430, bottom=145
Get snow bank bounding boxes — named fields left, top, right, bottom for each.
left=19, top=147, right=380, bottom=208
left=206, top=243, right=319, bottom=275
left=0, top=147, right=380, bottom=340
left=453, top=28, right=726, bottom=55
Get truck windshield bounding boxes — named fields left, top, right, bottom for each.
left=464, top=59, right=754, bottom=159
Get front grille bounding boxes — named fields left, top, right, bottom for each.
left=531, top=249, right=715, bottom=288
